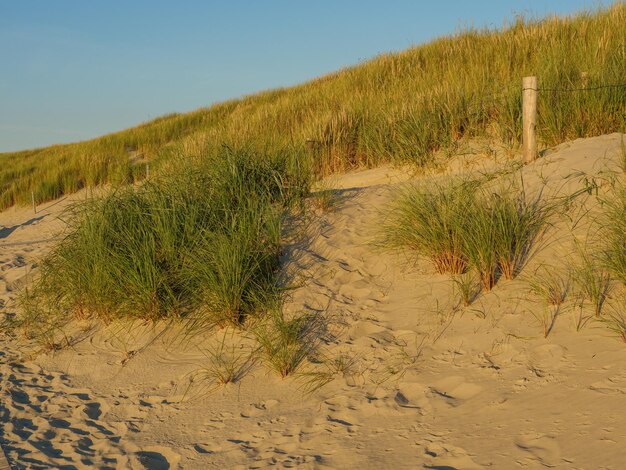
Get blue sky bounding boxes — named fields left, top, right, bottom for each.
left=0, top=0, right=606, bottom=152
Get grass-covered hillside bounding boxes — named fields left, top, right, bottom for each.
left=1, top=4, right=625, bottom=210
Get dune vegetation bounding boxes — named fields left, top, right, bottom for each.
left=383, top=134, right=626, bottom=339
left=381, top=175, right=554, bottom=290
left=19, top=147, right=311, bottom=349
left=1, top=4, right=625, bottom=210
left=603, top=186, right=626, bottom=286
left=595, top=177, right=626, bottom=340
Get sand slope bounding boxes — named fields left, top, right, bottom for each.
left=1, top=133, right=626, bottom=469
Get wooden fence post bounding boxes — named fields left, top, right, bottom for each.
left=522, top=76, right=538, bottom=163
left=31, top=191, right=36, bottom=214
left=146, top=162, right=150, bottom=179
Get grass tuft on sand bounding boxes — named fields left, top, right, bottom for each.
left=382, top=174, right=554, bottom=290
left=18, top=147, right=311, bottom=344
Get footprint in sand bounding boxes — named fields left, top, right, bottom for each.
left=338, top=282, right=373, bottom=302
left=528, top=344, right=566, bottom=371
left=589, top=374, right=626, bottom=395
left=347, top=320, right=384, bottom=341
left=422, top=441, right=484, bottom=469
left=395, top=381, right=432, bottom=414
left=362, top=258, right=389, bottom=277
left=122, top=444, right=181, bottom=470
left=514, top=432, right=562, bottom=467
left=240, top=399, right=280, bottom=418
left=429, top=376, right=482, bottom=405
left=368, top=329, right=397, bottom=345
left=136, top=451, right=172, bottom=469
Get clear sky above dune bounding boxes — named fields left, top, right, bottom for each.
left=0, top=0, right=607, bottom=152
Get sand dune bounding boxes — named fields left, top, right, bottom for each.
left=1, top=133, right=625, bottom=469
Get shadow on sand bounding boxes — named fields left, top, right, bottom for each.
left=0, top=216, right=47, bottom=240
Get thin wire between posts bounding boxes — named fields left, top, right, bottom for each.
left=436, top=84, right=520, bottom=119
left=523, top=83, right=626, bottom=92
left=466, top=87, right=518, bottom=105
left=463, top=81, right=626, bottom=119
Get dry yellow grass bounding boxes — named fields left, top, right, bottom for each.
left=1, top=5, right=624, bottom=210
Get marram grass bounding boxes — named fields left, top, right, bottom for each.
left=601, top=186, right=626, bottom=287
left=382, top=175, right=554, bottom=290
left=18, top=147, right=311, bottom=342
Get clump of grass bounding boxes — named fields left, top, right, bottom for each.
left=297, top=353, right=360, bottom=394
left=527, top=266, right=570, bottom=307
left=252, top=310, right=320, bottom=378
left=571, top=246, right=612, bottom=318
left=383, top=175, right=552, bottom=290
left=188, top=331, right=255, bottom=391
left=309, top=178, right=339, bottom=212
left=600, top=186, right=626, bottom=287
left=18, top=287, right=73, bottom=352
left=18, top=147, right=310, bottom=339
left=381, top=179, right=471, bottom=274
left=572, top=302, right=591, bottom=332
left=601, top=303, right=626, bottom=344
left=493, top=186, right=552, bottom=280
left=526, top=266, right=570, bottom=337
left=463, top=182, right=552, bottom=289
left=452, top=272, right=481, bottom=307
left=311, top=189, right=337, bottom=211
